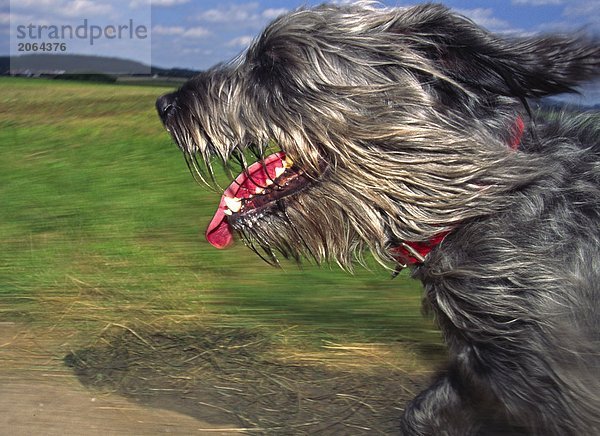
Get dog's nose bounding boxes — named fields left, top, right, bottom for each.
left=156, top=93, right=176, bottom=124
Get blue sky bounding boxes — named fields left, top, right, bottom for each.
left=149, top=0, right=599, bottom=70
left=2, top=1, right=599, bottom=103
left=2, top=1, right=598, bottom=68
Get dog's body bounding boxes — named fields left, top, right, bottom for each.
left=410, top=110, right=600, bottom=435
left=157, top=3, right=600, bottom=434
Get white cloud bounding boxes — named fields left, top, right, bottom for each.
left=196, top=3, right=260, bottom=24
left=512, top=0, right=600, bottom=24
left=456, top=8, right=514, bottom=32
left=564, top=1, right=600, bottom=18
left=183, top=26, right=210, bottom=38
left=194, top=2, right=284, bottom=28
left=149, top=0, right=189, bottom=6
left=512, top=0, right=564, bottom=5
left=226, top=35, right=254, bottom=48
left=7, top=12, right=54, bottom=26
left=152, top=24, right=209, bottom=38
left=133, top=0, right=190, bottom=8
left=10, top=0, right=62, bottom=7
left=262, top=8, right=288, bottom=20
left=10, top=0, right=117, bottom=19
left=59, top=0, right=114, bottom=18
left=152, top=24, right=185, bottom=35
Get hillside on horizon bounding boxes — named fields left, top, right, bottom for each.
left=1, top=54, right=200, bottom=78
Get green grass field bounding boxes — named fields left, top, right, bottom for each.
left=0, top=76, right=441, bottom=353
left=0, top=76, right=447, bottom=432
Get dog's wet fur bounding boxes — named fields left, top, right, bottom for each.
left=157, top=3, right=600, bottom=434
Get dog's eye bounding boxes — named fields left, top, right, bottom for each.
left=156, top=93, right=177, bottom=124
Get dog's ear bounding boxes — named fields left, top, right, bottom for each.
left=400, top=4, right=600, bottom=99
left=246, top=18, right=305, bottom=91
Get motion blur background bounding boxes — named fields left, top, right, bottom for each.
left=1, top=1, right=598, bottom=434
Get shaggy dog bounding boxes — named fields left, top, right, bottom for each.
left=156, top=3, right=600, bottom=434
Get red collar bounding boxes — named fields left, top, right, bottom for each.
left=510, top=115, right=525, bottom=150
left=392, top=116, right=525, bottom=271
left=392, top=231, right=451, bottom=269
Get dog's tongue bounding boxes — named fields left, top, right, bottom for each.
left=206, top=151, right=286, bottom=249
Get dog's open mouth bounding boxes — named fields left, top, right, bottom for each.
left=206, top=151, right=312, bottom=249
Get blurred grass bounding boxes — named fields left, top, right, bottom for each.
left=0, top=76, right=441, bottom=350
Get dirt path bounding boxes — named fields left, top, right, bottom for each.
left=0, top=323, right=240, bottom=435
left=1, top=321, right=437, bottom=434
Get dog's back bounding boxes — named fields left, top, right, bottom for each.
left=415, top=109, right=600, bottom=434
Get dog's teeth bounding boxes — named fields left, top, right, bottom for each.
left=255, top=187, right=265, bottom=195
left=275, top=166, right=286, bottom=178
left=283, top=156, right=294, bottom=168
left=224, top=196, right=242, bottom=212
left=223, top=209, right=233, bottom=216
left=266, top=179, right=274, bottom=186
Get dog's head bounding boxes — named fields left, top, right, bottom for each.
left=157, top=3, right=599, bottom=267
